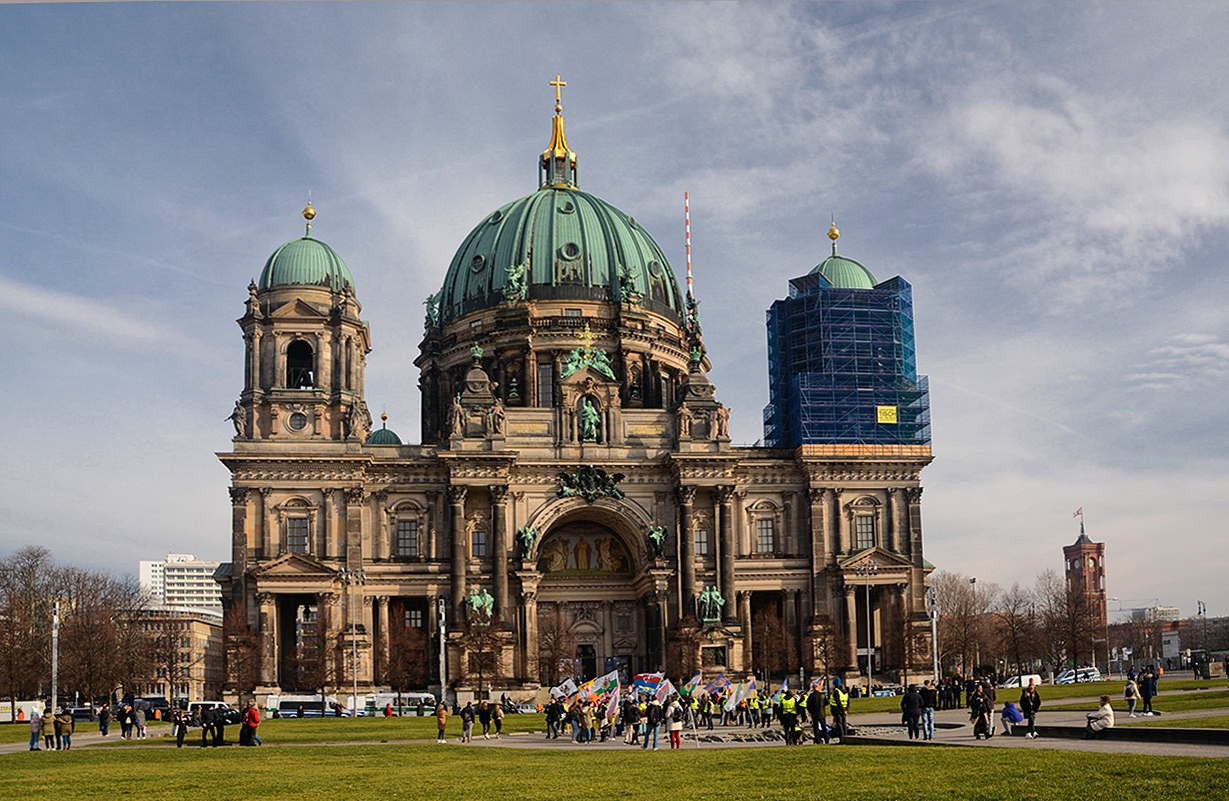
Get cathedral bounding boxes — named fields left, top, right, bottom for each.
left=216, top=84, right=935, bottom=701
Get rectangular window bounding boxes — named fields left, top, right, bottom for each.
left=537, top=362, right=554, bottom=408
left=695, top=529, right=709, bottom=556
left=563, top=308, right=583, bottom=317
left=755, top=518, right=775, bottom=554
left=287, top=518, right=309, bottom=553
left=406, top=608, right=424, bottom=629
left=471, top=530, right=487, bottom=558
left=855, top=515, right=876, bottom=551
left=396, top=519, right=419, bottom=558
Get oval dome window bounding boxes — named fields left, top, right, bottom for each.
left=471, top=254, right=486, bottom=273
left=489, top=210, right=503, bottom=224
left=558, top=200, right=575, bottom=215
left=561, top=242, right=581, bottom=260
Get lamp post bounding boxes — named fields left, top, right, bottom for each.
left=969, top=577, right=978, bottom=676
left=339, top=568, right=366, bottom=715
left=856, top=563, right=879, bottom=695
left=437, top=596, right=448, bottom=707
left=927, top=585, right=939, bottom=683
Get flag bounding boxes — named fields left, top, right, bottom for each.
left=579, top=669, right=620, bottom=701
left=771, top=677, right=788, bottom=702
left=604, top=684, right=621, bottom=723
left=655, top=679, right=676, bottom=701
left=742, top=678, right=758, bottom=700
left=634, top=672, right=664, bottom=693
left=809, top=675, right=825, bottom=692
left=704, top=674, right=730, bottom=694
left=724, top=682, right=745, bottom=711
left=1072, top=507, right=1083, bottom=518
left=550, top=678, right=577, bottom=699
left=680, top=672, right=702, bottom=696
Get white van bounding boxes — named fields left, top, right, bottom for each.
left=268, top=694, right=344, bottom=717
left=1055, top=667, right=1102, bottom=685
left=367, top=692, right=437, bottom=716
left=999, top=674, right=1043, bottom=689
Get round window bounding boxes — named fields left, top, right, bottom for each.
left=558, top=200, right=575, bottom=215
left=470, top=254, right=486, bottom=273
left=561, top=242, right=581, bottom=260
left=288, top=412, right=308, bottom=431
left=489, top=210, right=503, bottom=224
left=648, top=260, right=663, bottom=277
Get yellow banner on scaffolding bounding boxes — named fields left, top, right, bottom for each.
left=876, top=405, right=898, bottom=424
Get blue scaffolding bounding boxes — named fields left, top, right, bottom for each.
left=764, top=272, right=930, bottom=447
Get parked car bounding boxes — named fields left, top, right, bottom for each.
left=999, top=674, right=1044, bottom=689
left=66, top=706, right=95, bottom=722
left=1055, top=667, right=1103, bottom=684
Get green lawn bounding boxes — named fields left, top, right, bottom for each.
left=849, top=679, right=1229, bottom=715
left=1045, top=690, right=1229, bottom=715
left=1127, top=714, right=1229, bottom=729
left=3, top=741, right=1229, bottom=800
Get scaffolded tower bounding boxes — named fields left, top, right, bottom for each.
left=764, top=223, right=930, bottom=447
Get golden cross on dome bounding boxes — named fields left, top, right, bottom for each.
left=550, top=74, right=567, bottom=105
left=578, top=321, right=597, bottom=354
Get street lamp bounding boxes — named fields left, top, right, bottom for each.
left=969, top=577, right=979, bottom=676
left=927, top=585, right=939, bottom=683
left=339, top=568, right=366, bottom=716
left=856, top=563, right=879, bottom=695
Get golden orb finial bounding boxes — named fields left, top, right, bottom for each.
left=303, top=204, right=316, bottom=221
left=827, top=221, right=840, bottom=242
left=381, top=412, right=388, bottom=423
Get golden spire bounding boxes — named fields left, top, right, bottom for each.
left=541, top=75, right=578, bottom=188
left=303, top=191, right=316, bottom=237
left=827, top=216, right=840, bottom=255
left=578, top=321, right=598, bottom=355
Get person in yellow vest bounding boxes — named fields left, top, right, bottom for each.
left=829, top=677, right=850, bottom=743
left=779, top=690, right=799, bottom=745
left=748, top=694, right=761, bottom=727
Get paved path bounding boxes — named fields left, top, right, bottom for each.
left=4, top=697, right=1227, bottom=758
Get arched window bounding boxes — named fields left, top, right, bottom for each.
left=286, top=340, right=314, bottom=388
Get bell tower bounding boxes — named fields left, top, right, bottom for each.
left=230, top=203, right=372, bottom=442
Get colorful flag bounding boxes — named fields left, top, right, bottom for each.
left=704, top=674, right=730, bottom=694
left=634, top=672, right=664, bottom=693
left=655, top=678, right=676, bottom=701
left=724, top=682, right=745, bottom=711
left=604, top=683, right=621, bottom=723
left=809, top=675, right=826, bottom=692
left=1072, top=507, right=1083, bottom=518
left=579, top=669, right=620, bottom=701
left=680, top=672, right=703, bottom=696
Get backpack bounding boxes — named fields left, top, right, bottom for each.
left=672, top=706, right=684, bottom=723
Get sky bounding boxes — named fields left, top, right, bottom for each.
left=1, top=2, right=1227, bottom=620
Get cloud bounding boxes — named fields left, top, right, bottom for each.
left=0, top=274, right=198, bottom=354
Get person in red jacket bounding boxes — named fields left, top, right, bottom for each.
left=241, top=699, right=262, bottom=746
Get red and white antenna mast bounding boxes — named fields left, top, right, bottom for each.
left=684, top=191, right=694, bottom=298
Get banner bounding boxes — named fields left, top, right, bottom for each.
left=680, top=672, right=703, bottom=696
left=550, top=677, right=578, bottom=699
left=578, top=669, right=620, bottom=701
left=634, top=672, right=664, bottom=693
left=655, top=678, right=676, bottom=701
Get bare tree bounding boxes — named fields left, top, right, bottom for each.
left=667, top=615, right=702, bottom=679
left=537, top=609, right=576, bottom=687
left=222, top=603, right=260, bottom=695
left=994, top=583, right=1039, bottom=676
left=386, top=619, right=429, bottom=691
left=460, top=614, right=504, bottom=696
left=933, top=571, right=999, bottom=676
left=0, top=547, right=55, bottom=719
left=752, top=605, right=793, bottom=680
left=806, top=614, right=842, bottom=681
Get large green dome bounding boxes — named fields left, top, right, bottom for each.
left=259, top=234, right=354, bottom=292
left=811, top=253, right=877, bottom=289
left=437, top=186, right=684, bottom=324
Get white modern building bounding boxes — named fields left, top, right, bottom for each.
left=139, top=553, right=223, bottom=615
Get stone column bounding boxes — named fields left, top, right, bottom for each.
left=843, top=584, right=859, bottom=672
left=784, top=588, right=798, bottom=659
left=426, top=491, right=440, bottom=562
left=318, top=329, right=332, bottom=392
left=519, top=577, right=540, bottom=684
left=448, top=485, right=468, bottom=618
left=260, top=488, right=275, bottom=558
left=377, top=596, right=390, bottom=685
left=373, top=491, right=388, bottom=561
left=739, top=590, right=753, bottom=669
left=257, top=592, right=277, bottom=687
left=808, top=487, right=828, bottom=617
left=272, top=332, right=284, bottom=389
left=229, top=487, right=251, bottom=578
left=490, top=485, right=509, bottom=616
left=716, top=485, right=736, bottom=622
left=344, top=487, right=366, bottom=564
left=677, top=485, right=697, bottom=617
left=324, top=489, right=339, bottom=560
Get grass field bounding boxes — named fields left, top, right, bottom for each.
left=1128, top=714, right=1229, bottom=729
left=1045, top=689, right=1229, bottom=715
left=4, top=740, right=1229, bottom=800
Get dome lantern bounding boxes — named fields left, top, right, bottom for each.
left=540, top=74, right=578, bottom=189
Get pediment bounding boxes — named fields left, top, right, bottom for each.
left=839, top=547, right=913, bottom=572
left=254, top=552, right=335, bottom=578
left=559, top=366, right=619, bottom=388
left=269, top=298, right=329, bottom=320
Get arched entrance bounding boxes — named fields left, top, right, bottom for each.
left=534, top=518, right=647, bottom=681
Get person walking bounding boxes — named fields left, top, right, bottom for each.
left=666, top=694, right=685, bottom=749
left=968, top=685, right=991, bottom=740
left=806, top=683, right=829, bottom=744
left=900, top=684, right=923, bottom=740
left=478, top=700, right=492, bottom=739
left=135, top=706, right=147, bottom=740
left=919, top=680, right=937, bottom=741
left=459, top=701, right=475, bottom=743
left=828, top=678, right=850, bottom=742
left=492, top=701, right=503, bottom=739
left=1019, top=679, right=1042, bottom=739
left=1124, top=676, right=1140, bottom=718
left=243, top=699, right=262, bottom=746
left=642, top=696, right=664, bottom=750
left=435, top=698, right=448, bottom=743
left=173, top=709, right=188, bottom=748
left=98, top=703, right=111, bottom=737
left=201, top=704, right=217, bottom=747
left=28, top=709, right=41, bottom=751
left=1140, top=666, right=1156, bottom=715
